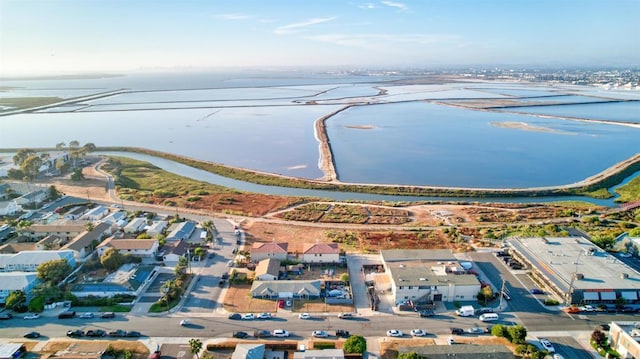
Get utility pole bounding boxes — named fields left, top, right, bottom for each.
left=565, top=250, right=583, bottom=306
left=499, top=277, right=506, bottom=311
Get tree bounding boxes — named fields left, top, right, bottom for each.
left=343, top=335, right=366, bottom=354
left=188, top=338, right=203, bottom=359
left=36, top=259, right=72, bottom=283
left=48, top=185, right=62, bottom=201
left=397, top=353, right=419, bottom=359
left=100, top=248, right=125, bottom=271
left=629, top=227, right=640, bottom=237
left=28, top=296, right=45, bottom=313
left=491, top=324, right=508, bottom=338
left=13, top=149, right=35, bottom=166
left=5, top=290, right=26, bottom=310
left=83, top=142, right=97, bottom=153
left=339, top=273, right=350, bottom=283
left=175, top=256, right=188, bottom=276
left=71, top=168, right=85, bottom=181
left=194, top=247, right=205, bottom=260
left=21, top=155, right=43, bottom=181
left=7, top=168, right=25, bottom=180
left=591, top=329, right=607, bottom=346
left=55, top=142, right=66, bottom=150
left=85, top=222, right=95, bottom=232
left=507, top=325, right=527, bottom=344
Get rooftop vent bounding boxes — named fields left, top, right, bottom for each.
left=399, top=264, right=405, bottom=268
left=574, top=273, right=584, bottom=280
left=622, top=273, right=630, bottom=279
left=541, top=237, right=549, bottom=244
left=419, top=278, right=427, bottom=281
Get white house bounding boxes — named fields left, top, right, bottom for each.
left=96, top=238, right=159, bottom=258
left=27, top=221, right=87, bottom=241
left=102, top=211, right=127, bottom=225
left=124, top=218, right=147, bottom=234
left=14, top=190, right=47, bottom=206
left=254, top=258, right=280, bottom=281
left=301, top=243, right=340, bottom=264
left=0, top=250, right=76, bottom=272
left=251, top=242, right=288, bottom=262
left=64, top=206, right=87, bottom=220
left=146, top=221, right=168, bottom=238
left=0, top=272, right=39, bottom=304
left=161, top=240, right=190, bottom=264
left=81, top=206, right=109, bottom=221
left=0, top=201, right=21, bottom=216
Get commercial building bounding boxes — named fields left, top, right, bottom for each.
left=609, top=321, right=640, bottom=359
left=508, top=237, right=640, bottom=305
left=380, top=249, right=481, bottom=305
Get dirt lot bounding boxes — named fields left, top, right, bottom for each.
left=223, top=285, right=353, bottom=314
left=380, top=336, right=513, bottom=359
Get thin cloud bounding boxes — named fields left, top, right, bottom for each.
left=359, top=3, right=377, bottom=9
left=380, top=1, right=408, bottom=11
left=213, top=13, right=251, bottom=20
left=274, top=17, right=337, bottom=35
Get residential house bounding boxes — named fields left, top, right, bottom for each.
left=0, top=201, right=21, bottom=216
left=0, top=272, right=38, bottom=305
left=0, top=250, right=76, bottom=272
left=14, top=189, right=47, bottom=206
left=250, top=280, right=322, bottom=299
left=64, top=206, right=87, bottom=220
left=293, top=349, right=344, bottom=359
left=26, top=221, right=87, bottom=241
left=0, top=225, right=15, bottom=242
left=36, top=234, right=68, bottom=250
left=302, top=242, right=339, bottom=264
left=255, top=258, right=280, bottom=281
left=81, top=206, right=109, bottom=221
left=0, top=183, right=11, bottom=200
left=102, top=211, right=127, bottom=226
left=124, top=218, right=147, bottom=234
left=161, top=240, right=191, bottom=264
left=381, top=249, right=481, bottom=304
left=166, top=221, right=196, bottom=241
left=232, top=344, right=265, bottom=359
left=146, top=221, right=168, bottom=238
left=0, top=242, right=36, bottom=254
left=251, top=242, right=288, bottom=262
left=62, top=222, right=112, bottom=260
left=397, top=344, right=514, bottom=359
left=97, top=238, right=159, bottom=258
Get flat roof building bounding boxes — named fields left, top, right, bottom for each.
left=610, top=321, right=640, bottom=359
left=508, top=237, right=640, bottom=304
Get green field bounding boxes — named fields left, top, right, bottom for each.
left=615, top=175, right=640, bottom=202
left=0, top=97, right=63, bottom=111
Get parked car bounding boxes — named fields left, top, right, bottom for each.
left=23, top=332, right=41, bottom=339
left=86, top=329, right=106, bottom=337
left=565, top=306, right=580, bottom=314
left=254, top=330, right=271, bottom=338
left=580, top=305, right=595, bottom=312
left=299, top=313, right=311, bottom=319
left=335, top=330, right=350, bottom=338
left=58, top=311, right=76, bottom=319
left=218, top=280, right=226, bottom=287
left=257, top=312, right=272, bottom=319
left=599, top=324, right=611, bottom=331
left=180, top=319, right=189, bottom=326
left=278, top=299, right=285, bottom=308
left=79, top=312, right=95, bottom=319
left=477, top=307, right=494, bottom=314
left=0, top=313, right=12, bottom=320
left=312, top=330, right=329, bottom=338
left=447, top=336, right=455, bottom=345
left=221, top=273, right=230, bottom=280
left=66, top=330, right=84, bottom=337
left=101, top=312, right=115, bottom=319
left=272, top=329, right=290, bottom=337
left=125, top=331, right=141, bottom=337
left=450, top=328, right=464, bottom=335
left=338, top=312, right=354, bottom=319
left=418, top=309, right=435, bottom=317
left=539, top=338, right=555, bottom=353
left=386, top=329, right=403, bottom=337
left=410, top=329, right=426, bottom=337
left=233, top=331, right=249, bottom=339
left=468, top=327, right=485, bottom=334
left=24, top=313, right=41, bottom=320
left=241, top=313, right=255, bottom=320
left=109, top=330, right=126, bottom=337
left=530, top=288, right=544, bottom=295
left=228, top=313, right=241, bottom=320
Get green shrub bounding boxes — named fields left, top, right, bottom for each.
left=313, top=342, right=335, bottom=350
left=544, top=299, right=559, bottom=305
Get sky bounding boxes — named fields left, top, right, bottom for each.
left=0, top=0, right=639, bottom=75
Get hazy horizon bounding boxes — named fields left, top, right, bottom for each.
left=1, top=0, right=639, bottom=76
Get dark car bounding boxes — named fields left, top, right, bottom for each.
left=108, top=330, right=126, bottom=337
left=621, top=306, right=635, bottom=313
left=221, top=273, right=230, bottom=280
left=218, top=280, right=226, bottom=287
left=233, top=331, right=249, bottom=339
left=336, top=330, right=350, bottom=338
left=0, top=313, right=12, bottom=320
left=86, top=329, right=106, bottom=337
left=24, top=332, right=41, bottom=339
left=125, top=331, right=141, bottom=337
left=419, top=310, right=435, bottom=317
left=58, top=311, right=76, bottom=319
left=599, top=324, right=611, bottom=331
left=228, top=313, right=241, bottom=320
left=450, top=328, right=465, bottom=335
left=67, top=330, right=84, bottom=337
left=253, top=330, right=271, bottom=338
left=529, top=288, right=544, bottom=295
left=101, top=312, right=115, bottom=319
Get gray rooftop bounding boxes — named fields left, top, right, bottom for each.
left=381, top=249, right=458, bottom=262
left=387, top=261, right=480, bottom=286
left=251, top=280, right=322, bottom=296
left=508, top=237, right=640, bottom=292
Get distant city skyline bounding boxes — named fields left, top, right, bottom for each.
left=0, top=0, right=638, bottom=76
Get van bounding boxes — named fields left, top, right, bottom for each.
left=479, top=313, right=499, bottom=322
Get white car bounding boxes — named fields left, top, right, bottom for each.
left=386, top=329, right=403, bottom=337
left=79, top=312, right=94, bottom=319
left=180, top=319, right=189, bottom=326
left=24, top=313, right=41, bottom=320
left=580, top=305, right=595, bottom=312
left=552, top=354, right=565, bottom=359
left=299, top=313, right=311, bottom=319
left=273, top=329, right=290, bottom=337
left=241, top=313, right=255, bottom=320
left=540, top=338, right=555, bottom=353
left=257, top=312, right=272, bottom=319
left=312, top=330, right=329, bottom=338
left=410, top=329, right=426, bottom=337
left=467, top=327, right=485, bottom=334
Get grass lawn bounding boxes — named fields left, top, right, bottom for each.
left=100, top=304, right=132, bottom=312
left=615, top=175, right=640, bottom=202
